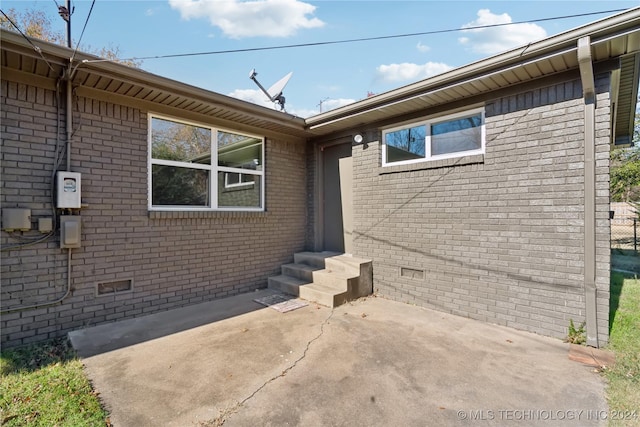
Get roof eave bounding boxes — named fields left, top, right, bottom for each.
left=305, top=7, right=640, bottom=130
left=0, top=29, right=308, bottom=135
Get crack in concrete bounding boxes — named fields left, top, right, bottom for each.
left=203, top=307, right=335, bottom=426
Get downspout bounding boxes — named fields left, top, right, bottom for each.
left=577, top=36, right=598, bottom=348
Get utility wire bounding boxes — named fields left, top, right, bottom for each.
left=71, top=0, right=95, bottom=62
left=0, top=8, right=56, bottom=71
left=83, top=8, right=627, bottom=64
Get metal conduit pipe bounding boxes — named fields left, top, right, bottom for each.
left=577, top=36, right=599, bottom=348
left=2, top=5, right=79, bottom=315
left=66, top=63, right=73, bottom=172
left=0, top=248, right=73, bottom=314
left=1, top=65, right=77, bottom=314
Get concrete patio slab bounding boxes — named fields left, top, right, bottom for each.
left=69, top=290, right=608, bottom=426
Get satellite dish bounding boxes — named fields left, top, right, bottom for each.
left=249, top=69, right=292, bottom=111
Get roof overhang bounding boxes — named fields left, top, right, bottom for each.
left=612, top=53, right=640, bottom=147
left=1, top=8, right=639, bottom=144
left=305, top=7, right=640, bottom=141
left=0, top=29, right=309, bottom=140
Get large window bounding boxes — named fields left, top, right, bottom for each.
left=148, top=114, right=264, bottom=210
left=382, top=108, right=485, bottom=166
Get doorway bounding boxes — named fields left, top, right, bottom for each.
left=321, top=142, right=353, bottom=253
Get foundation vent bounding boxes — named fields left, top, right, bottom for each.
left=97, top=279, right=133, bottom=296
left=400, top=267, right=424, bottom=280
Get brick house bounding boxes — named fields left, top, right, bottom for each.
left=2, top=9, right=639, bottom=348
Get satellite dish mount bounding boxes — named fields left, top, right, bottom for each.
left=249, top=69, right=292, bottom=111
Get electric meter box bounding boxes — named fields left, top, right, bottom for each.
left=57, top=172, right=81, bottom=209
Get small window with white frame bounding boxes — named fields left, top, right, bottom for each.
left=148, top=114, right=264, bottom=211
left=224, top=172, right=256, bottom=188
left=382, top=108, right=485, bottom=166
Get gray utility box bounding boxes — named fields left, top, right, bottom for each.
left=2, top=208, right=31, bottom=231
left=60, top=216, right=81, bottom=248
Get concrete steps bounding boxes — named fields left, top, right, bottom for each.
left=268, top=251, right=372, bottom=307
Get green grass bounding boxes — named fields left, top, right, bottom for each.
left=0, top=337, right=108, bottom=426
left=607, top=272, right=640, bottom=426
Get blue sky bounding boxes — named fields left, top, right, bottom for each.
left=3, top=0, right=639, bottom=117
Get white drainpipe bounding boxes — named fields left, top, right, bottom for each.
left=577, top=36, right=598, bottom=348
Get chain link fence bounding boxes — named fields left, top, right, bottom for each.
left=611, top=202, right=639, bottom=253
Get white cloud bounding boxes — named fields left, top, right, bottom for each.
left=291, top=98, right=355, bottom=118
left=227, top=88, right=278, bottom=109
left=227, top=89, right=355, bottom=118
left=289, top=108, right=319, bottom=118
left=168, top=0, right=324, bottom=38
left=376, top=62, right=453, bottom=83
left=416, top=42, right=430, bottom=53
left=459, top=9, right=547, bottom=55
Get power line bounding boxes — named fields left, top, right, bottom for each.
left=0, top=8, right=56, bottom=71
left=71, top=0, right=95, bottom=62
left=83, top=8, right=627, bottom=64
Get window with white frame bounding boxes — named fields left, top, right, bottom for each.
left=224, top=172, right=256, bottom=188
left=148, top=114, right=264, bottom=210
left=382, top=108, right=485, bottom=166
